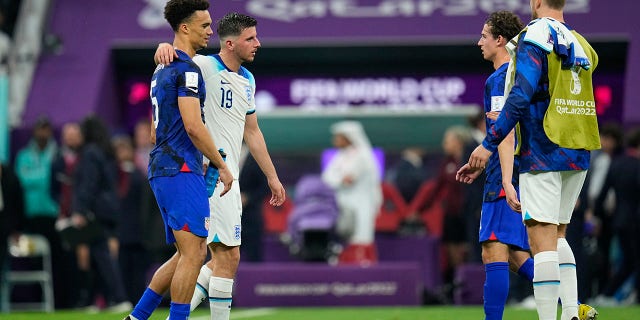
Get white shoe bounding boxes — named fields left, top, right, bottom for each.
left=106, top=301, right=133, bottom=313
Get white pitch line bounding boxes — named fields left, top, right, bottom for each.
left=191, top=308, right=276, bottom=320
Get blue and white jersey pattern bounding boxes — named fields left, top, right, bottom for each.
left=193, top=54, right=256, bottom=178
left=148, top=50, right=207, bottom=178
left=482, top=26, right=591, bottom=172
left=483, top=62, right=519, bottom=202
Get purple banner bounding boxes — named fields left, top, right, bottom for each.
left=100, top=0, right=632, bottom=42
left=24, top=0, right=639, bottom=128
left=251, top=73, right=622, bottom=121
left=234, top=262, right=422, bottom=307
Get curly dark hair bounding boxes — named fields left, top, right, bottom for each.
left=485, top=10, right=524, bottom=42
left=164, top=0, right=210, bottom=32
left=216, top=12, right=257, bottom=39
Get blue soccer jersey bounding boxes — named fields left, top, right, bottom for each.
left=148, top=50, right=207, bottom=178
left=482, top=28, right=591, bottom=172
left=482, top=63, right=520, bottom=202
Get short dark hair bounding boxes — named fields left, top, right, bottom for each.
left=217, top=12, right=257, bottom=39
left=164, top=0, right=210, bottom=32
left=33, top=115, right=51, bottom=130
left=626, top=127, right=640, bottom=149
left=545, top=0, right=565, bottom=10
left=600, top=122, right=624, bottom=154
left=485, top=11, right=524, bottom=41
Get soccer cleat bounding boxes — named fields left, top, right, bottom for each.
left=578, top=303, right=599, bottom=320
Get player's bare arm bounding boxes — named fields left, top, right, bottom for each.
left=178, top=96, right=234, bottom=196
left=243, top=113, right=286, bottom=206
left=497, top=129, right=521, bottom=212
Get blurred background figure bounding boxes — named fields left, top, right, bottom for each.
left=462, top=110, right=487, bottom=263
left=51, top=121, right=83, bottom=308
left=592, top=128, right=640, bottom=306
left=409, top=125, right=472, bottom=300
left=71, top=115, right=130, bottom=312
left=322, top=121, right=382, bottom=266
left=386, top=147, right=427, bottom=204
left=14, top=116, right=67, bottom=307
left=133, top=119, right=152, bottom=175
left=585, top=122, right=624, bottom=298
left=112, top=134, right=147, bottom=304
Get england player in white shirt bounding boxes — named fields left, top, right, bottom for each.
left=156, top=12, right=286, bottom=320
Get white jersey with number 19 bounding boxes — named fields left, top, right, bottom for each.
left=193, top=54, right=256, bottom=178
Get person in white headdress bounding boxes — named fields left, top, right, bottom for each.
left=322, top=121, right=382, bottom=265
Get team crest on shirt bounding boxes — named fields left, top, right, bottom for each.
left=234, top=224, right=241, bottom=240
left=204, top=217, right=210, bottom=231
left=245, top=86, right=252, bottom=103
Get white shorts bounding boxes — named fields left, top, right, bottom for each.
left=207, top=181, right=242, bottom=246
left=519, top=170, right=587, bottom=225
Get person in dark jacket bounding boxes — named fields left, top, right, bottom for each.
left=593, top=128, right=640, bottom=305
left=70, top=116, right=131, bottom=312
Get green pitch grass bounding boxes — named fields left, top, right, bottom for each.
left=1, top=306, right=639, bottom=320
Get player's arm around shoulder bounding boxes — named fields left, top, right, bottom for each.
left=154, top=42, right=177, bottom=65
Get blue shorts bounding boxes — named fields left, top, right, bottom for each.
left=149, top=173, right=209, bottom=244
left=479, top=198, right=529, bottom=251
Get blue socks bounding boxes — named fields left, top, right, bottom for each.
left=517, top=257, right=534, bottom=282
left=169, top=302, right=191, bottom=320
left=131, top=288, right=163, bottom=320
left=484, top=262, right=510, bottom=320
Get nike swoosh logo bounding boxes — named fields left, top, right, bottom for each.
left=187, top=87, right=198, bottom=93
left=220, top=80, right=231, bottom=85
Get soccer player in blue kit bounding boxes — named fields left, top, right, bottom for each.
left=155, top=13, right=286, bottom=320
left=125, top=1, right=233, bottom=320
left=462, top=0, right=600, bottom=319
left=457, top=11, right=534, bottom=320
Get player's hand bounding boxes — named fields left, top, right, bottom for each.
left=267, top=178, right=286, bottom=206
left=456, top=163, right=483, bottom=184
left=217, top=167, right=234, bottom=197
left=485, top=111, right=500, bottom=121
left=469, top=144, right=492, bottom=170
left=204, top=165, right=221, bottom=197
left=503, top=183, right=521, bottom=212
left=155, top=42, right=177, bottom=65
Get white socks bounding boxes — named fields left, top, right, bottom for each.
left=209, top=277, right=234, bottom=320
left=533, top=251, right=560, bottom=320
left=190, top=264, right=213, bottom=311
left=557, top=238, right=579, bottom=320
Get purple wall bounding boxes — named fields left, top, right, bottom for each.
left=24, top=0, right=640, bottom=127
left=234, top=262, right=423, bottom=307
